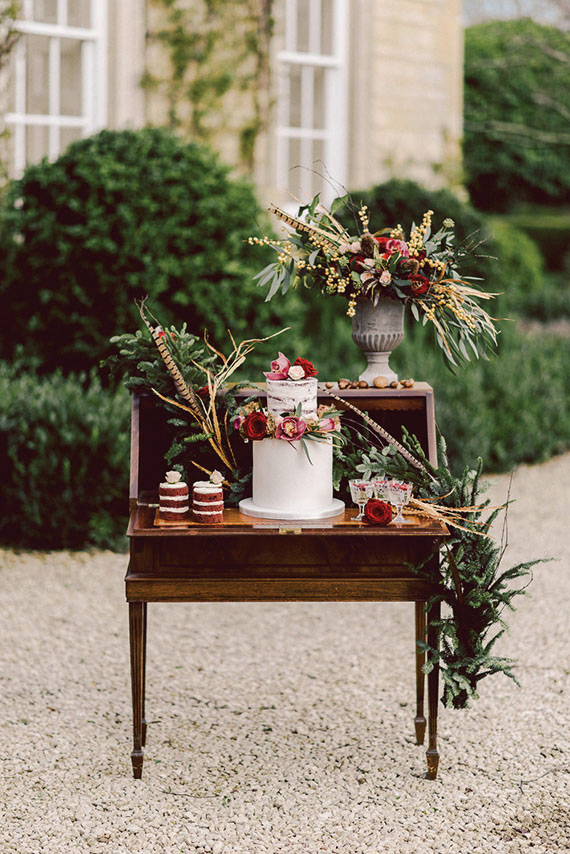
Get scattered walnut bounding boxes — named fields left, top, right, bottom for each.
left=373, top=376, right=388, bottom=388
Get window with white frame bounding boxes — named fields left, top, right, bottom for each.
left=5, top=0, right=107, bottom=178
left=275, top=0, right=348, bottom=207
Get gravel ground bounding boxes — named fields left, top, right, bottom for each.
left=1, top=453, right=569, bottom=853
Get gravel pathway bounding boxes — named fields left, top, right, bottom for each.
left=1, top=454, right=569, bottom=853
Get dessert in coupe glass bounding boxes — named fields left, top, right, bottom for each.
left=349, top=479, right=375, bottom=521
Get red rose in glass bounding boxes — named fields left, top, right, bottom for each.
left=363, top=499, right=393, bottom=526
left=242, top=411, right=268, bottom=440
left=294, top=357, right=318, bottom=378
left=410, top=274, right=430, bottom=296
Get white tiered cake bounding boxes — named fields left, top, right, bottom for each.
left=239, top=374, right=344, bottom=520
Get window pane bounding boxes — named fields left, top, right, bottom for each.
left=288, top=137, right=302, bottom=196
left=33, top=0, right=57, bottom=23
left=312, top=139, right=326, bottom=195
left=289, top=66, right=302, bottom=126
left=313, top=67, right=325, bottom=129
left=26, top=124, right=50, bottom=163
left=68, top=0, right=91, bottom=28
left=60, top=39, right=82, bottom=115
left=60, top=126, right=82, bottom=152
left=321, top=0, right=334, bottom=54
left=296, top=2, right=309, bottom=52
left=26, top=34, right=50, bottom=114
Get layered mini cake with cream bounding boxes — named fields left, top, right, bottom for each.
left=192, top=481, right=224, bottom=524
left=159, top=470, right=189, bottom=521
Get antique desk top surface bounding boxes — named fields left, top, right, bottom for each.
left=128, top=503, right=448, bottom=539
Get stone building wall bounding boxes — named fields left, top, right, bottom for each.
left=347, top=0, right=463, bottom=191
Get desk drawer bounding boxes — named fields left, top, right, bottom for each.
left=153, top=534, right=432, bottom=578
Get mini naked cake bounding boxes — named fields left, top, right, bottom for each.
left=159, top=470, right=189, bottom=521
left=192, top=481, right=224, bottom=524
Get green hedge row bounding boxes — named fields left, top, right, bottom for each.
left=0, top=363, right=130, bottom=549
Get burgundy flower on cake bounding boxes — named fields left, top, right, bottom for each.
left=294, top=357, right=318, bottom=378
left=242, top=411, right=268, bottom=440
left=363, top=499, right=393, bottom=526
left=264, top=351, right=290, bottom=380
left=275, top=415, right=307, bottom=441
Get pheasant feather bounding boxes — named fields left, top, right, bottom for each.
left=137, top=299, right=202, bottom=418
left=325, top=390, right=427, bottom=472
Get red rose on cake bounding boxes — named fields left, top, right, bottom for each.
left=293, top=357, right=318, bottom=378
left=242, top=411, right=268, bottom=440
left=363, top=499, right=393, bottom=526
left=275, top=415, right=307, bottom=441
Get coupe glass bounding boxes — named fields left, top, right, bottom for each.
left=349, top=479, right=375, bottom=521
left=388, top=481, right=413, bottom=524
left=374, top=478, right=392, bottom=501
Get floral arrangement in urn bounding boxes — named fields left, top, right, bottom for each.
left=251, top=195, right=499, bottom=371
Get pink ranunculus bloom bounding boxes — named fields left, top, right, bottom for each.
left=318, top=417, right=336, bottom=432
left=233, top=415, right=245, bottom=430
left=264, top=351, right=291, bottom=380
left=385, top=238, right=409, bottom=257
left=275, top=415, right=307, bottom=441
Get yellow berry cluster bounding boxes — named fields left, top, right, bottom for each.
left=346, top=297, right=358, bottom=318
left=390, top=224, right=405, bottom=239
left=358, top=205, right=369, bottom=232
left=424, top=256, right=446, bottom=274
left=408, top=210, right=434, bottom=253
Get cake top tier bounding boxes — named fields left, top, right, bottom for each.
left=263, top=352, right=319, bottom=417
left=266, top=377, right=317, bottom=418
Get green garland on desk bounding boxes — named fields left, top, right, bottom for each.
left=337, top=428, right=541, bottom=709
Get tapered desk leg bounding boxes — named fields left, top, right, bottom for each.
left=142, top=602, right=147, bottom=748
left=426, top=600, right=441, bottom=780
left=414, top=602, right=427, bottom=745
left=129, top=601, right=145, bottom=779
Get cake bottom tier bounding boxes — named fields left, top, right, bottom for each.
left=239, top=437, right=344, bottom=519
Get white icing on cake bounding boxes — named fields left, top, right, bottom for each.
left=251, top=437, right=333, bottom=513
left=266, top=377, right=317, bottom=418
left=160, top=482, right=188, bottom=492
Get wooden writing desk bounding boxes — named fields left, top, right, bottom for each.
left=126, top=387, right=448, bottom=780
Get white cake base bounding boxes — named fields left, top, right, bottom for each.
left=239, top=496, right=344, bottom=520
left=239, top=437, right=344, bottom=520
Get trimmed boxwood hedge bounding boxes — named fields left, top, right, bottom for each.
left=0, top=127, right=296, bottom=376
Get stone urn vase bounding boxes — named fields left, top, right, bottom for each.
left=351, top=295, right=405, bottom=385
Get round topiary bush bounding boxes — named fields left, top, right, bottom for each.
left=0, top=127, right=289, bottom=375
